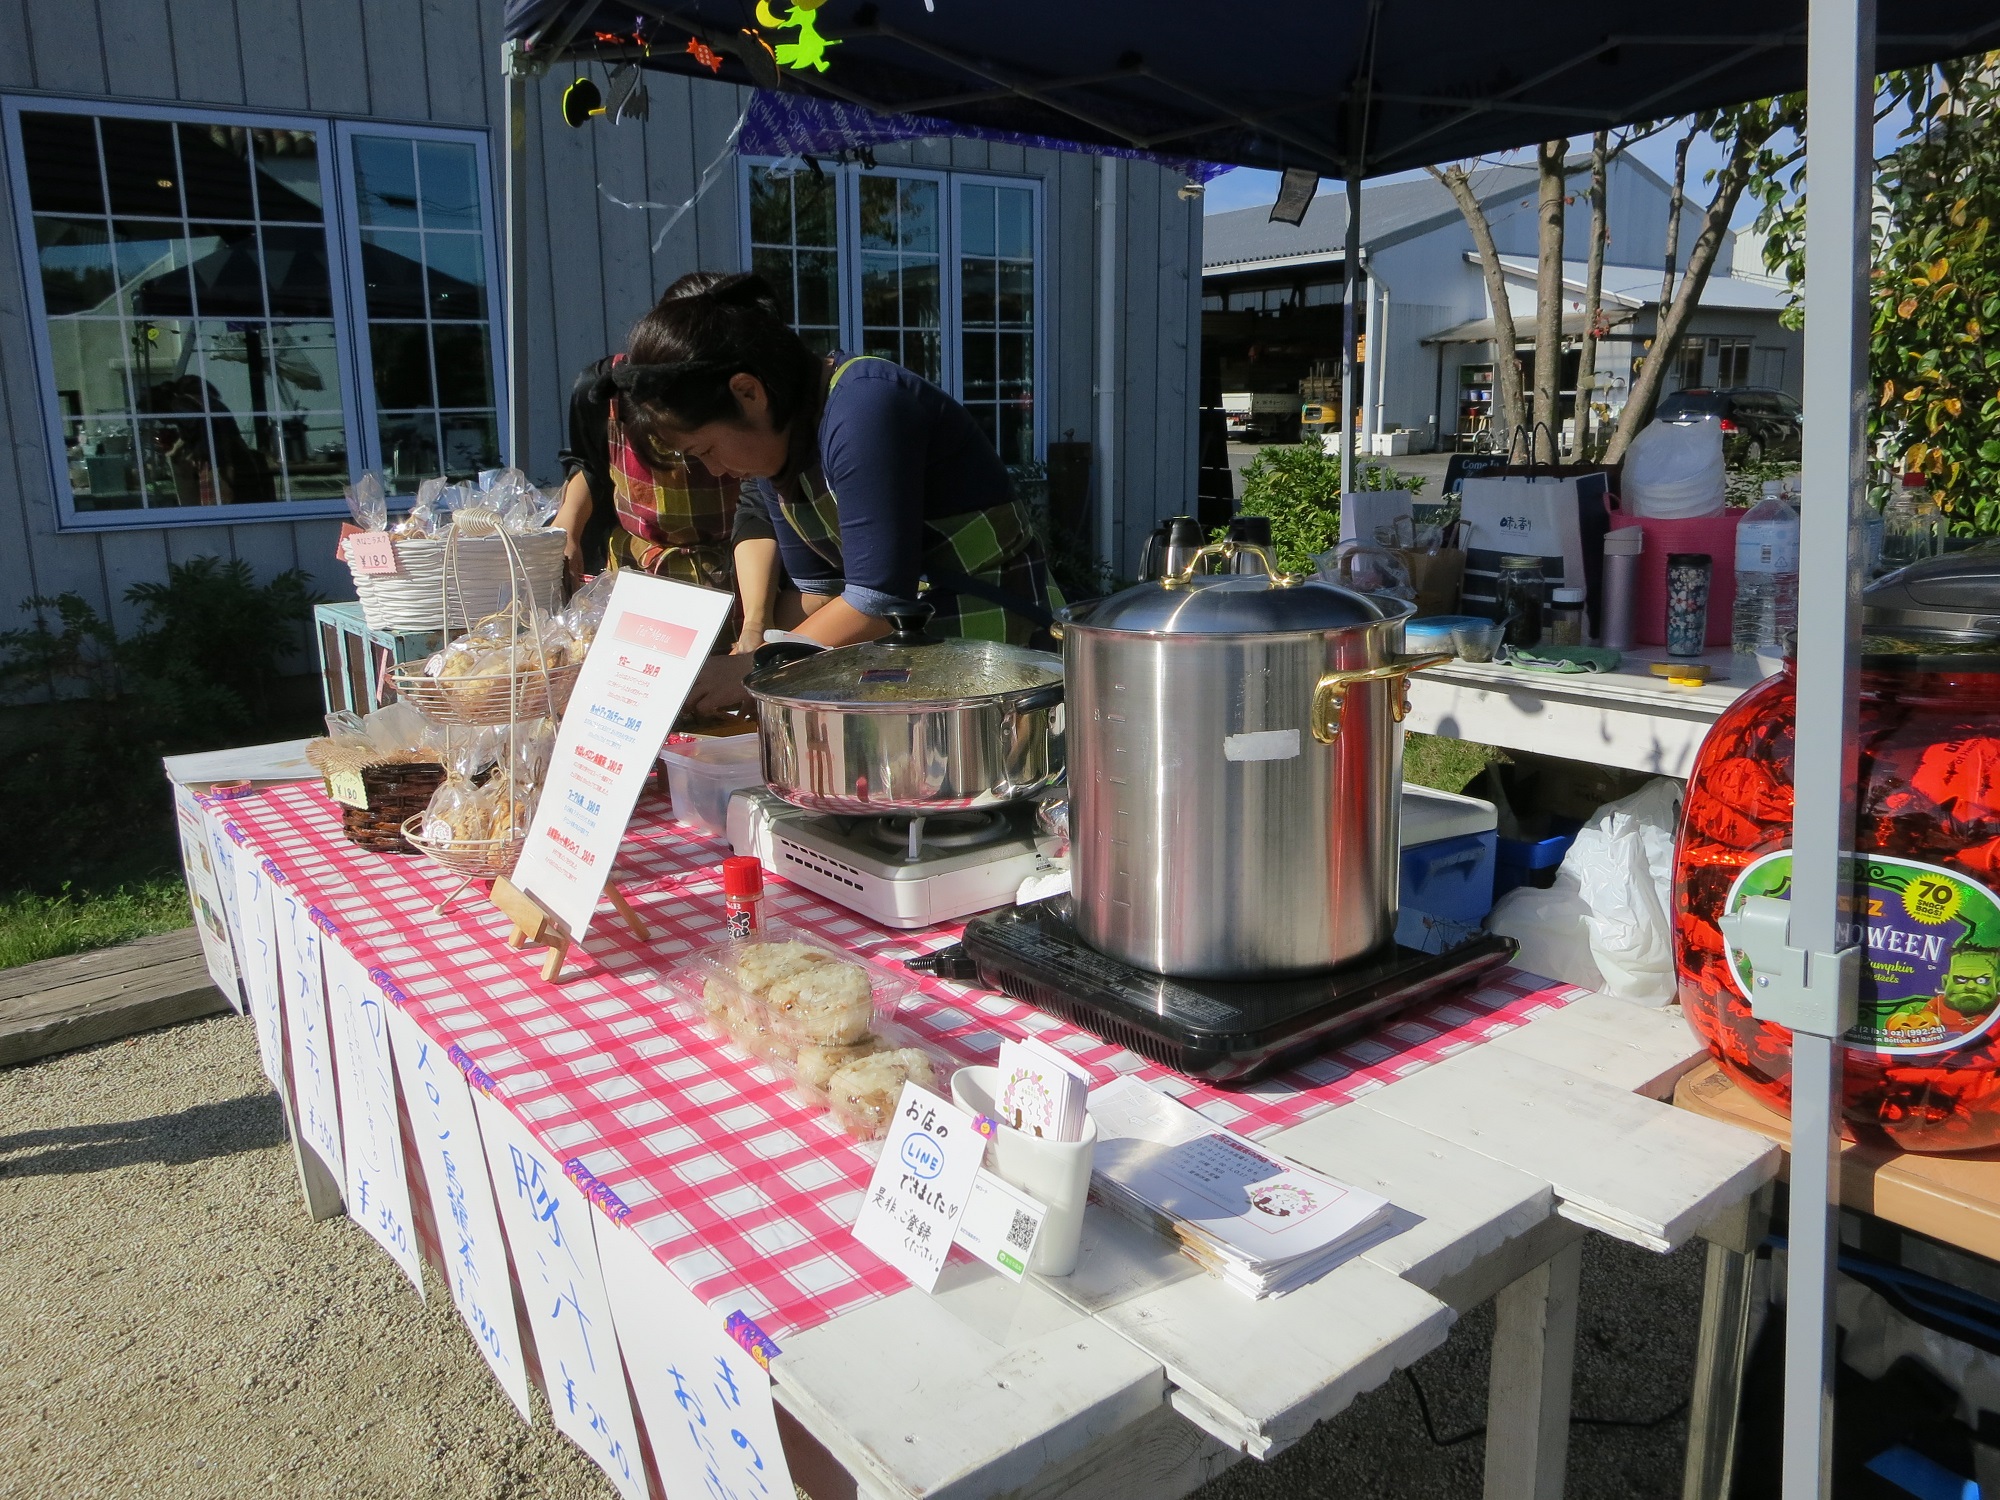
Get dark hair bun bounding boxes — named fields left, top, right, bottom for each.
left=703, top=272, right=780, bottom=315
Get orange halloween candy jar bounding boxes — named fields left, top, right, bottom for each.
left=1673, top=548, right=2000, bottom=1151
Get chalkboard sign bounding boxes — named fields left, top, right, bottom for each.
left=1442, top=452, right=1516, bottom=495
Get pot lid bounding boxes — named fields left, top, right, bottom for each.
left=1863, top=544, right=2000, bottom=636
left=747, top=610, right=1062, bottom=707
left=1074, top=574, right=1394, bottom=636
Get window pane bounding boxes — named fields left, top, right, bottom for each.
left=261, top=224, right=332, bottom=316
left=178, top=122, right=258, bottom=220
left=793, top=172, right=837, bottom=247
left=957, top=182, right=1035, bottom=462
left=359, top=230, right=427, bottom=317
left=102, top=118, right=183, bottom=218
left=999, top=332, right=1031, bottom=388
left=960, top=258, right=995, bottom=323
left=425, top=233, right=487, bottom=320
left=860, top=252, right=899, bottom=327
left=440, top=412, right=499, bottom=477
left=960, top=186, right=994, bottom=257
left=251, top=129, right=322, bottom=221
left=996, top=188, right=1032, bottom=260
left=998, top=260, right=1032, bottom=325
left=353, top=137, right=419, bottom=227
left=188, top=223, right=265, bottom=317
left=126, top=322, right=199, bottom=412
left=998, top=401, right=1032, bottom=467
left=750, top=247, right=800, bottom=324
left=904, top=261, right=940, bottom=330
left=431, top=324, right=493, bottom=407
left=136, top=413, right=213, bottom=506
left=794, top=249, right=839, bottom=328
left=276, top=411, right=349, bottom=498
left=749, top=170, right=791, bottom=246
left=208, top=412, right=280, bottom=503
left=21, top=113, right=103, bottom=215
left=115, top=221, right=194, bottom=318
left=194, top=322, right=276, bottom=415
left=962, top=332, right=995, bottom=397
left=36, top=217, right=114, bottom=315
left=268, top=322, right=341, bottom=410
left=378, top=412, right=440, bottom=487
left=67, top=418, right=143, bottom=510
left=370, top=323, right=434, bottom=408
left=908, top=332, right=942, bottom=385
left=47, top=320, right=131, bottom=415
left=859, top=177, right=897, bottom=250
left=416, top=141, right=481, bottom=230
left=901, top=180, right=938, bottom=254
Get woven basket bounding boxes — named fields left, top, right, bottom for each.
left=331, top=761, right=447, bottom=854
left=348, top=530, right=566, bottom=632
left=399, top=814, right=527, bottom=878
left=389, top=654, right=583, bottom=726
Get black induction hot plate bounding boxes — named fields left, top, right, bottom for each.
left=955, top=899, right=1517, bottom=1086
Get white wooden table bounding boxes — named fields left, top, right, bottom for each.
left=768, top=994, right=1782, bottom=1500
left=1404, top=646, right=1750, bottom=778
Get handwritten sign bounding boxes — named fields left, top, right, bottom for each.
left=509, top=572, right=731, bottom=945
left=173, top=784, right=241, bottom=1007
left=230, top=847, right=288, bottom=1091
left=199, top=800, right=249, bottom=1015
left=597, top=1218, right=796, bottom=1500
left=474, top=1093, right=647, bottom=1500
left=852, top=1083, right=986, bottom=1293
left=344, top=530, right=399, bottom=574
left=323, top=942, right=424, bottom=1296
left=277, top=892, right=344, bottom=1184
left=387, top=1006, right=532, bottom=1422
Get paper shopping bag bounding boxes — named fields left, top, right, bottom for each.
left=1457, top=475, right=1585, bottom=619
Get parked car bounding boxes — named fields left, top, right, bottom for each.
left=1655, top=386, right=1802, bottom=464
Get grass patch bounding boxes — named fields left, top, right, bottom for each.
left=0, top=878, right=192, bottom=971
left=1404, top=732, right=1505, bottom=795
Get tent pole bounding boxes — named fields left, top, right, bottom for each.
left=1783, top=0, right=1873, bottom=1496
left=503, top=47, right=533, bottom=474
left=1340, top=171, right=1361, bottom=495
left=1095, top=155, right=1120, bottom=571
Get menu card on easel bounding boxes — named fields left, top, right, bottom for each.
left=508, top=572, right=732, bottom=947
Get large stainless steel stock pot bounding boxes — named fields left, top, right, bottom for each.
left=746, top=609, right=1064, bottom=815
left=1065, top=541, right=1449, bottom=979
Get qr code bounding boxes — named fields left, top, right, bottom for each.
left=1006, top=1210, right=1037, bottom=1251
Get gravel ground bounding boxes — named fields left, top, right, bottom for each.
left=0, top=1014, right=1707, bottom=1499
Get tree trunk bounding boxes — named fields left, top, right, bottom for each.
left=1533, top=140, right=1567, bottom=462
left=1581, top=131, right=1609, bottom=459
left=1428, top=164, right=1525, bottom=452
left=1605, top=130, right=1773, bottom=463
left=1659, top=123, right=1696, bottom=311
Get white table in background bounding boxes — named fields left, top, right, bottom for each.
left=1405, top=646, right=1749, bottom=778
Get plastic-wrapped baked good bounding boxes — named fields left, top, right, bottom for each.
left=420, top=776, right=486, bottom=843
left=767, top=958, right=873, bottom=1045
left=736, top=941, right=834, bottom=998
left=826, top=1049, right=938, bottom=1138
left=795, top=1037, right=886, bottom=1095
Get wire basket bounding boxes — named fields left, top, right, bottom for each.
left=399, top=814, right=528, bottom=879
left=391, top=654, right=582, bottom=726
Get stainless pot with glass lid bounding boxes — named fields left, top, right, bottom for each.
left=744, top=607, right=1064, bottom=814
left=1066, top=541, right=1451, bottom=980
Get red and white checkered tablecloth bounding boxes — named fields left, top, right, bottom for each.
left=217, top=779, right=1585, bottom=1340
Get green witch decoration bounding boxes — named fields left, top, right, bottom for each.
left=755, top=0, right=841, bottom=72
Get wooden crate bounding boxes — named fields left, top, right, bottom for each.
left=314, top=600, right=443, bottom=717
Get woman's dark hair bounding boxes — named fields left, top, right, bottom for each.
left=611, top=270, right=819, bottom=471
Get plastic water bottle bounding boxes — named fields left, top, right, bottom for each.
left=1732, top=480, right=1800, bottom=661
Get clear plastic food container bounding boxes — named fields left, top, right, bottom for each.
left=659, top=732, right=765, bottom=836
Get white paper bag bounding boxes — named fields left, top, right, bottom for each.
left=1339, top=490, right=1415, bottom=544
left=1457, top=475, right=1586, bottom=617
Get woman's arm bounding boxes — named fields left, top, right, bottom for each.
left=733, top=537, right=781, bottom=652
left=555, top=470, right=593, bottom=583
left=791, top=595, right=891, bottom=646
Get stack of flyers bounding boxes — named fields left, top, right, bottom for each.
left=1085, top=1076, right=1394, bottom=1299
left=994, top=1034, right=1093, bottom=1142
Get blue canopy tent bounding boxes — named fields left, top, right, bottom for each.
left=497, top=5, right=2000, bottom=1496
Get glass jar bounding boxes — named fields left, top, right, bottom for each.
left=1665, top=552, right=1712, bottom=658
left=1547, top=587, right=1586, bottom=647
left=1496, top=554, right=1544, bottom=648
left=1675, top=653, right=2000, bottom=1151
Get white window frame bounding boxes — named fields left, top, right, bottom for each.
left=332, top=120, right=509, bottom=500
left=738, top=157, right=1046, bottom=463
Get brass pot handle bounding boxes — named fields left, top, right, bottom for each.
left=1310, top=652, right=1453, bottom=744
left=1162, top=540, right=1298, bottom=587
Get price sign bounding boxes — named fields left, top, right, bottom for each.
left=852, top=1083, right=986, bottom=1292
left=344, top=530, right=399, bottom=574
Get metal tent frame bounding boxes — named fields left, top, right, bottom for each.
left=496, top=5, right=2000, bottom=1493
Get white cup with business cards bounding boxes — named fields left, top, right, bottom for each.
left=951, top=1063, right=1097, bottom=1277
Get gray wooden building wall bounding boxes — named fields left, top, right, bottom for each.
left=0, top=0, right=1199, bottom=640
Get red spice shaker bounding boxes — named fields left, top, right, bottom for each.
left=723, top=856, right=765, bottom=940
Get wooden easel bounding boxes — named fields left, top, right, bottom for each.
left=491, top=876, right=649, bottom=982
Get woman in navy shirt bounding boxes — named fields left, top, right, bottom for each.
left=601, top=272, right=1060, bottom=652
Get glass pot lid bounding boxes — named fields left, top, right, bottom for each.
left=747, top=609, right=1062, bottom=707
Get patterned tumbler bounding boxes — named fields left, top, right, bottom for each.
left=1665, top=552, right=1712, bottom=658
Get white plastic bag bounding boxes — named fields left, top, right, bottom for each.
left=1488, top=871, right=1604, bottom=991
left=1622, top=418, right=1725, bottom=519
left=1561, top=777, right=1683, bottom=1005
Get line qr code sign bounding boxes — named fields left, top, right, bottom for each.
left=1006, top=1210, right=1037, bottom=1251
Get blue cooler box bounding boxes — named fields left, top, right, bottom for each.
left=1397, top=785, right=1499, bottom=954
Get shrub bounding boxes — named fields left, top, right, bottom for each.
left=1234, top=444, right=1427, bottom=573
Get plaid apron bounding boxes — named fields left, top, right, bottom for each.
left=777, top=356, right=1062, bottom=646
left=603, top=356, right=739, bottom=588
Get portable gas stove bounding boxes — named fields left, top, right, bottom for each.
left=727, top=787, right=1065, bottom=929
left=934, top=898, right=1518, bottom=1086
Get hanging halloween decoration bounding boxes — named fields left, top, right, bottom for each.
left=605, top=63, right=649, bottom=122
left=686, top=37, right=726, bottom=73
left=561, top=76, right=604, bottom=128
left=754, top=0, right=840, bottom=73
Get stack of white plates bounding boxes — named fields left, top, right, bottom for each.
left=348, top=529, right=566, bottom=631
